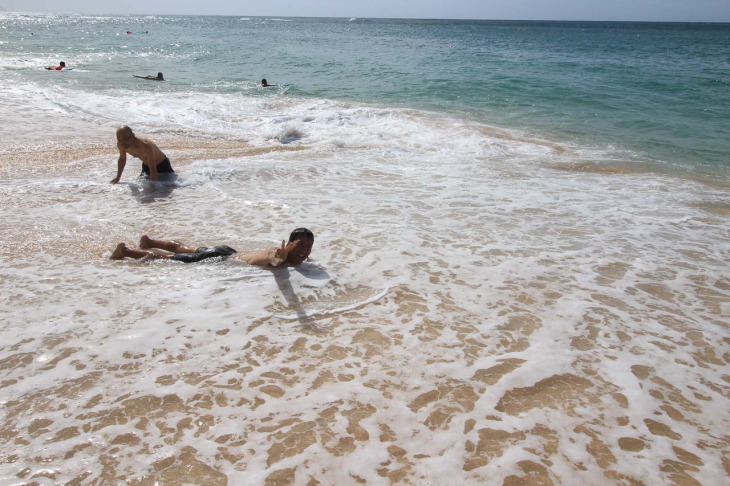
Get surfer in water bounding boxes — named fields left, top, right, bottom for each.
left=110, top=126, right=174, bottom=183
left=45, top=61, right=66, bottom=70
left=261, top=78, right=278, bottom=87
left=110, top=228, right=314, bottom=267
left=134, top=72, right=164, bottom=81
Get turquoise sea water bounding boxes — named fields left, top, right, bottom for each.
left=3, top=15, right=729, bottom=175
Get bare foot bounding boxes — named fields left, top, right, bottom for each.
left=110, top=243, right=127, bottom=260
left=139, top=235, right=152, bottom=249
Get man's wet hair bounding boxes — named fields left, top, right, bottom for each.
left=289, top=227, right=314, bottom=242
left=116, top=125, right=133, bottom=137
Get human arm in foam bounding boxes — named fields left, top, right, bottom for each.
left=242, top=239, right=300, bottom=267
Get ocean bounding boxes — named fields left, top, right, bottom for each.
left=0, top=13, right=728, bottom=485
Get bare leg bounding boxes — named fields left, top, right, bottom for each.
left=139, top=235, right=196, bottom=253
left=110, top=242, right=171, bottom=261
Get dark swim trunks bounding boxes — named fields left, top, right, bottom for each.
left=171, top=246, right=238, bottom=264
left=141, top=156, right=174, bottom=176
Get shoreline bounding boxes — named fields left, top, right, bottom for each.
left=0, top=131, right=310, bottom=178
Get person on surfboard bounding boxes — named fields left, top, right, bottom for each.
left=134, top=72, right=164, bottom=81
left=46, top=61, right=67, bottom=70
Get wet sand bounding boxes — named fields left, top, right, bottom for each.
left=1, top=114, right=729, bottom=485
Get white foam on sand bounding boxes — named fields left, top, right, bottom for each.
left=0, top=79, right=729, bottom=485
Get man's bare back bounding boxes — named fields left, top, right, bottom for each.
left=110, top=126, right=174, bottom=183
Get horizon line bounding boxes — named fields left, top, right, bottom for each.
left=1, top=10, right=729, bottom=24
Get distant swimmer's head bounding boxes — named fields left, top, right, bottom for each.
left=157, top=72, right=164, bottom=80
left=116, top=125, right=135, bottom=147
left=287, top=227, right=314, bottom=265
left=261, top=78, right=268, bottom=86
left=60, top=61, right=66, bottom=67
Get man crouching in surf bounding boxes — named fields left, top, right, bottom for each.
left=110, top=126, right=174, bottom=183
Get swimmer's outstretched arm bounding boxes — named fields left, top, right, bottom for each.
left=242, top=240, right=299, bottom=267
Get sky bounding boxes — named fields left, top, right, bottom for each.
left=1, top=0, right=729, bottom=23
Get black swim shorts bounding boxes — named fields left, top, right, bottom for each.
left=171, top=246, right=238, bottom=263
left=141, top=156, right=175, bottom=176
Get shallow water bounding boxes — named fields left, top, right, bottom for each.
left=1, top=13, right=729, bottom=486
left=1, top=101, right=728, bottom=485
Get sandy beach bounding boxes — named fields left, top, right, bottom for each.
left=2, top=105, right=729, bottom=485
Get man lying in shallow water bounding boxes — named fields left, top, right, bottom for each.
left=110, top=228, right=314, bottom=267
